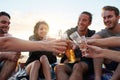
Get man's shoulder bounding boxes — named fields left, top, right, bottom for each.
left=66, top=26, right=77, bottom=35
left=96, top=28, right=112, bottom=38
left=86, top=29, right=96, bottom=37
left=98, top=28, right=107, bottom=32
left=88, top=29, right=96, bottom=34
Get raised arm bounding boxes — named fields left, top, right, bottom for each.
left=86, top=45, right=120, bottom=62
left=88, top=37, right=120, bottom=47
left=0, top=37, right=67, bottom=53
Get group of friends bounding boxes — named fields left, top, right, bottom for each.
left=0, top=5, right=120, bottom=80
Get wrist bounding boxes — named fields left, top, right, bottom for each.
left=39, top=41, right=48, bottom=51
left=100, top=48, right=108, bottom=58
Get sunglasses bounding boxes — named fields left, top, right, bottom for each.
left=0, top=20, right=10, bottom=25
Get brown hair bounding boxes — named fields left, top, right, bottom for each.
left=102, top=6, right=119, bottom=17
left=33, top=21, right=49, bottom=40
left=0, top=11, right=11, bottom=19
left=81, top=11, right=92, bottom=23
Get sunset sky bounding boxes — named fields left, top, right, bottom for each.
left=1, top=0, right=120, bottom=61
left=1, top=0, right=120, bottom=40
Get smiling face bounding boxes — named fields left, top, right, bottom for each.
left=34, top=21, right=49, bottom=40
left=0, top=15, right=10, bottom=34
left=102, top=10, right=119, bottom=30
left=77, top=13, right=91, bottom=32
left=37, top=24, right=49, bottom=39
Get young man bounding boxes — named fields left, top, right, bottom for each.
left=0, top=11, right=67, bottom=80
left=55, top=11, right=95, bottom=80
left=91, top=6, right=120, bottom=80
left=0, top=11, right=21, bottom=80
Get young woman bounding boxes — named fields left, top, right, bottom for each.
left=25, top=21, right=57, bottom=80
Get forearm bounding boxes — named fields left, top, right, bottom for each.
left=0, top=37, right=45, bottom=52
left=102, top=49, right=120, bottom=62
left=103, top=37, right=120, bottom=47
left=90, top=37, right=120, bottom=47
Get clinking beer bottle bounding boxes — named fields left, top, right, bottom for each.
left=65, top=40, right=76, bottom=63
